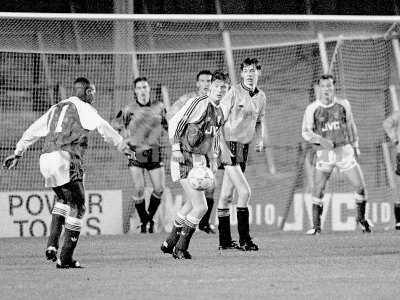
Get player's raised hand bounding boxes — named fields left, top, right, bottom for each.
left=172, top=150, right=185, bottom=163
left=3, top=154, right=21, bottom=170
left=319, top=137, right=334, bottom=150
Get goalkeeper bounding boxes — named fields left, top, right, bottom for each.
left=112, top=77, right=168, bottom=234
left=383, top=110, right=400, bottom=230
left=167, top=70, right=217, bottom=234
left=161, top=70, right=230, bottom=259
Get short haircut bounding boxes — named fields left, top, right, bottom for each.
left=211, top=70, right=229, bottom=83
left=196, top=70, right=212, bottom=81
left=134, top=77, right=148, bottom=88
left=74, top=77, right=91, bottom=88
left=318, top=74, right=336, bottom=84
left=240, top=58, right=261, bottom=71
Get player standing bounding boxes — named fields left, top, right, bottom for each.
left=3, top=77, right=128, bottom=268
left=383, top=110, right=400, bottom=230
left=112, top=77, right=168, bottom=233
left=161, top=70, right=230, bottom=259
left=167, top=70, right=216, bottom=234
left=217, top=58, right=266, bottom=251
left=302, top=74, right=371, bottom=234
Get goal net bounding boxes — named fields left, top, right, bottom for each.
left=0, top=14, right=396, bottom=234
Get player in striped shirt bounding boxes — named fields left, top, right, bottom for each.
left=161, top=70, right=230, bottom=259
left=112, top=77, right=168, bottom=234
left=302, top=74, right=371, bottom=234
left=3, top=77, right=128, bottom=268
left=217, top=58, right=266, bottom=251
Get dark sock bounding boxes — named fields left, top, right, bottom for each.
left=356, top=201, right=366, bottom=223
left=199, top=197, right=214, bottom=228
left=165, top=220, right=184, bottom=248
left=175, top=222, right=196, bottom=251
left=218, top=208, right=232, bottom=246
left=47, top=214, right=65, bottom=249
left=135, top=200, right=149, bottom=224
left=147, top=193, right=161, bottom=221
left=60, top=228, right=80, bottom=265
left=312, top=204, right=322, bottom=230
left=237, top=207, right=251, bottom=244
left=394, top=203, right=400, bottom=223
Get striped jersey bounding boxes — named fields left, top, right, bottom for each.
left=302, top=97, right=358, bottom=147
left=221, top=82, right=266, bottom=144
left=169, top=95, right=224, bottom=156
left=14, top=96, right=123, bottom=158
left=166, top=91, right=200, bottom=121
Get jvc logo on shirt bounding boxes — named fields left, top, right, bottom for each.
left=321, top=121, right=340, bottom=132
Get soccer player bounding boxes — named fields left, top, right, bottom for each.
left=302, top=74, right=371, bottom=234
left=112, top=77, right=168, bottom=233
left=167, top=70, right=216, bottom=234
left=383, top=110, right=400, bottom=230
left=160, top=70, right=230, bottom=259
left=217, top=58, right=266, bottom=251
left=3, top=77, right=128, bottom=268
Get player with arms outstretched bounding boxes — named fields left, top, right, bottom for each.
left=161, top=70, right=230, bottom=259
left=167, top=70, right=217, bottom=234
left=383, top=110, right=400, bottom=230
left=112, top=77, right=168, bottom=233
left=302, top=74, right=371, bottom=234
left=3, top=77, right=128, bottom=268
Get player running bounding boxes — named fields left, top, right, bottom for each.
left=302, top=74, right=371, bottom=234
left=3, top=77, right=129, bottom=268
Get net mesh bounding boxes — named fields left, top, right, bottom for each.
left=0, top=16, right=396, bottom=232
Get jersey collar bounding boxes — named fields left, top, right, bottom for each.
left=240, top=81, right=259, bottom=97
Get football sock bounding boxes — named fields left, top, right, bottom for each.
left=47, top=202, right=69, bottom=249
left=134, top=198, right=149, bottom=224
left=218, top=208, right=232, bottom=246
left=175, top=215, right=198, bottom=251
left=394, top=203, right=400, bottom=223
left=147, top=193, right=161, bottom=221
left=356, top=200, right=367, bottom=222
left=199, top=197, right=214, bottom=228
left=312, top=203, right=323, bottom=230
left=165, top=213, right=185, bottom=248
left=60, top=216, right=82, bottom=265
left=237, top=207, right=251, bottom=243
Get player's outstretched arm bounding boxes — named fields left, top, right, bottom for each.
left=383, top=111, right=400, bottom=145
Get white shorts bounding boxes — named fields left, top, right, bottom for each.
left=39, top=150, right=71, bottom=188
left=170, top=153, right=207, bottom=182
left=315, top=144, right=357, bottom=173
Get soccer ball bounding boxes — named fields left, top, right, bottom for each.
left=187, top=166, right=215, bottom=191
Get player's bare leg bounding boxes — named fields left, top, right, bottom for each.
left=342, top=163, right=371, bottom=232
left=147, top=167, right=165, bottom=233
left=307, top=169, right=331, bottom=235
left=129, top=166, right=149, bottom=233
left=198, top=186, right=216, bottom=234
left=173, top=179, right=208, bottom=259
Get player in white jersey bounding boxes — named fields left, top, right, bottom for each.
left=217, top=58, right=266, bottom=251
left=302, top=74, right=371, bottom=234
left=383, top=111, right=400, bottom=229
left=3, top=77, right=129, bottom=268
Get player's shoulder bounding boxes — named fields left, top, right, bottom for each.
left=179, top=91, right=198, bottom=102
left=334, top=97, right=351, bottom=110
left=61, top=96, right=97, bottom=114
left=257, top=88, right=266, bottom=100
left=305, top=100, right=321, bottom=112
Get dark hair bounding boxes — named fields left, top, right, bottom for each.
left=74, top=77, right=91, bottom=88
left=211, top=70, right=229, bottom=83
left=318, top=74, right=336, bottom=84
left=196, top=70, right=212, bottom=81
left=134, top=77, right=148, bottom=88
left=240, top=58, right=261, bottom=71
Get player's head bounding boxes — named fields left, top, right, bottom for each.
left=240, top=58, right=261, bottom=89
left=209, top=70, right=229, bottom=105
left=134, top=77, right=151, bottom=106
left=196, top=70, right=212, bottom=95
left=74, top=77, right=96, bottom=104
left=317, top=74, right=335, bottom=104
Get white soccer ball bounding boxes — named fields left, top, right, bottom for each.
left=187, top=166, right=215, bottom=191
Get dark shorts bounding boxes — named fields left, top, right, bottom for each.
left=128, top=147, right=163, bottom=171
left=53, top=180, right=85, bottom=213
left=224, top=141, right=249, bottom=172
left=396, top=153, right=400, bottom=176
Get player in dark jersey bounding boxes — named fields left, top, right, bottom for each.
left=160, top=70, right=230, bottom=259
left=3, top=77, right=128, bottom=268
left=112, top=77, right=168, bottom=233
left=302, top=74, right=371, bottom=234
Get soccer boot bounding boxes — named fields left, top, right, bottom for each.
left=148, top=220, right=155, bottom=234
left=138, top=221, right=147, bottom=233
left=45, top=246, right=57, bottom=262
left=239, top=239, right=259, bottom=251
left=359, top=219, right=371, bottom=233
left=56, top=259, right=83, bottom=269
left=395, top=223, right=400, bottom=230
left=306, top=228, right=321, bottom=235
left=172, top=247, right=192, bottom=259
left=161, top=241, right=173, bottom=254
left=199, top=224, right=216, bottom=234
left=218, top=240, right=241, bottom=250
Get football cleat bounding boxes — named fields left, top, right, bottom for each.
left=172, top=248, right=192, bottom=259
left=395, top=223, right=400, bottom=230
left=218, top=240, right=241, bottom=250
left=138, top=222, right=147, bottom=233
left=45, top=246, right=57, bottom=262
left=359, top=220, right=372, bottom=233
left=148, top=220, right=155, bottom=234
left=239, top=239, right=259, bottom=251
left=306, top=228, right=321, bottom=235
left=56, top=259, right=83, bottom=269
left=161, top=241, right=173, bottom=254
left=199, top=225, right=216, bottom=234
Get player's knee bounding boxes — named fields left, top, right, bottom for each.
left=152, top=187, right=164, bottom=198
left=237, top=188, right=251, bottom=203
left=77, top=204, right=86, bottom=218
left=132, top=187, right=145, bottom=200
left=354, top=189, right=367, bottom=203
left=195, top=203, right=208, bottom=217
